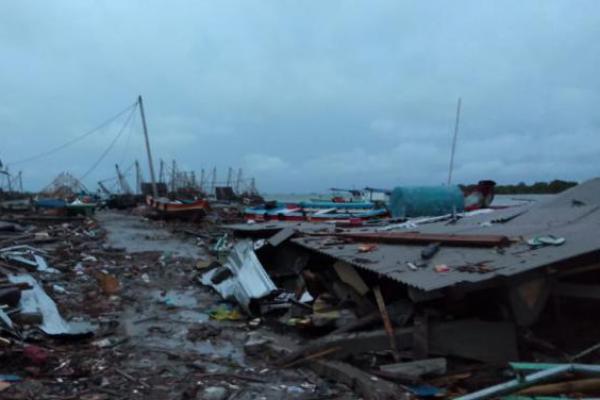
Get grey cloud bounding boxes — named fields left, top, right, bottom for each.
left=0, top=1, right=598, bottom=192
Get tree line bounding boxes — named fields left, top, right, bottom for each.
left=492, top=180, right=578, bottom=194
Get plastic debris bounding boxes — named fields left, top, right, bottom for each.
left=434, top=264, right=450, bottom=273
left=527, top=235, right=566, bottom=248
left=209, top=304, right=243, bottom=321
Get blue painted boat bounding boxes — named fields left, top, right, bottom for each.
left=244, top=201, right=388, bottom=222
left=297, top=200, right=374, bottom=210
left=35, top=199, right=67, bottom=209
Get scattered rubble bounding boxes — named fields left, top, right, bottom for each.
left=3, top=179, right=600, bottom=398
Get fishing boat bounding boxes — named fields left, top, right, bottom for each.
left=66, top=199, right=96, bottom=216
left=34, top=198, right=97, bottom=216
left=463, top=180, right=496, bottom=211
left=244, top=200, right=388, bottom=222
left=146, top=196, right=210, bottom=221
left=310, top=188, right=389, bottom=204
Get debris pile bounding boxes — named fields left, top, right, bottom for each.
left=3, top=178, right=600, bottom=398
left=197, top=178, right=600, bottom=398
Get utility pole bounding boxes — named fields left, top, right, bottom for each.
left=171, top=160, right=177, bottom=193
left=200, top=169, right=205, bottom=193
left=138, top=95, right=158, bottom=198
left=18, top=171, right=23, bottom=192
left=447, top=97, right=462, bottom=186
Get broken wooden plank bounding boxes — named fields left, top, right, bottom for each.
left=329, top=312, right=380, bottom=335
left=276, top=328, right=414, bottom=366
left=373, top=285, right=399, bottom=361
left=267, top=227, right=296, bottom=247
left=280, top=318, right=516, bottom=366
left=281, top=346, right=342, bottom=368
left=308, top=359, right=406, bottom=400
left=380, top=358, right=447, bottom=379
left=334, top=261, right=369, bottom=295
left=330, top=300, right=414, bottom=335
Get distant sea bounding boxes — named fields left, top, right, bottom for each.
left=264, top=193, right=554, bottom=207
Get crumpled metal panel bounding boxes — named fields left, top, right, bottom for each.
left=9, top=274, right=96, bottom=336
left=201, top=240, right=277, bottom=313
left=0, top=245, right=59, bottom=273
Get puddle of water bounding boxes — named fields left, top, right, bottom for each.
left=119, top=288, right=245, bottom=366
left=97, top=211, right=203, bottom=258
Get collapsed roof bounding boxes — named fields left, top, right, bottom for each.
left=287, top=178, right=600, bottom=295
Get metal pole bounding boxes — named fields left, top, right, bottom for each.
left=6, top=167, right=11, bottom=192
left=226, top=167, right=233, bottom=187
left=115, top=164, right=131, bottom=194
left=211, top=167, right=216, bottom=193
left=159, top=159, right=165, bottom=183
left=135, top=160, right=141, bottom=194
left=447, top=97, right=461, bottom=186
left=171, top=160, right=177, bottom=193
left=235, top=168, right=242, bottom=193
left=138, top=95, right=158, bottom=198
left=18, top=171, right=23, bottom=192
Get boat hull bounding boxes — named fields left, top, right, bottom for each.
left=146, top=197, right=210, bottom=221
left=244, top=203, right=388, bottom=222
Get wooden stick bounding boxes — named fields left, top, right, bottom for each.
left=115, top=368, right=151, bottom=388
left=281, top=347, right=342, bottom=368
left=373, top=286, right=400, bottom=361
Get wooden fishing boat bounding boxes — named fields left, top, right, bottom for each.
left=146, top=196, right=209, bottom=221
left=244, top=201, right=388, bottom=222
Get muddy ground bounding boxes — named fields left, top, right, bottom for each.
left=1, top=211, right=354, bottom=400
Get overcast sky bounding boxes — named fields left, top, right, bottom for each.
left=1, top=1, right=599, bottom=193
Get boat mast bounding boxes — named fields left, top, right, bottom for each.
left=6, top=167, right=12, bottom=192
left=115, top=164, right=132, bottom=194
left=235, top=168, right=243, bottom=193
left=211, top=167, right=216, bottom=194
left=135, top=160, right=142, bottom=194
left=447, top=97, right=462, bottom=186
left=226, top=167, right=233, bottom=187
left=171, top=160, right=177, bottom=193
left=138, top=95, right=158, bottom=198
left=159, top=159, right=165, bottom=183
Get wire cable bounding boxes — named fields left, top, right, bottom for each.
left=8, top=101, right=138, bottom=166
left=117, top=110, right=138, bottom=166
left=79, top=106, right=137, bottom=181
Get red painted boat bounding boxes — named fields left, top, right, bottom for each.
left=146, top=196, right=210, bottom=221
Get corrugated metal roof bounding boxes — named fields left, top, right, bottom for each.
left=292, top=179, right=600, bottom=292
